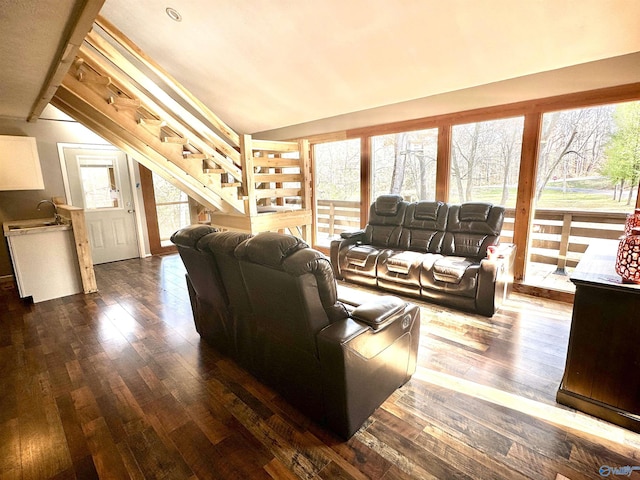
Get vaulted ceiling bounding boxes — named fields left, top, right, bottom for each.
left=3, top=0, right=640, bottom=139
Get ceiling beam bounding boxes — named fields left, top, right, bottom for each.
left=28, top=0, right=105, bottom=122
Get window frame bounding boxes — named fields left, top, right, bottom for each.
left=308, top=83, right=640, bottom=298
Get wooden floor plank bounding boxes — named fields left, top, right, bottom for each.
left=1, top=253, right=640, bottom=479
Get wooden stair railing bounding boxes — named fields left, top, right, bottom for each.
left=51, top=16, right=312, bottom=238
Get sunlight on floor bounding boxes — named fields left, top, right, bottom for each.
left=413, top=367, right=640, bottom=449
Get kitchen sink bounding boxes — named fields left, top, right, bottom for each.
left=4, top=219, right=68, bottom=232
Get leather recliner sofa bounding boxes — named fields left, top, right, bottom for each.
left=330, top=195, right=515, bottom=316
left=171, top=226, right=421, bottom=438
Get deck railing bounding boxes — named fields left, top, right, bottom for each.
left=316, top=200, right=361, bottom=242
left=501, top=207, right=625, bottom=273
left=315, top=199, right=626, bottom=274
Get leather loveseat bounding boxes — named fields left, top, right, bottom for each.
left=171, top=226, right=421, bottom=438
left=330, top=195, right=515, bottom=316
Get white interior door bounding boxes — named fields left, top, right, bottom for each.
left=60, top=145, right=139, bottom=264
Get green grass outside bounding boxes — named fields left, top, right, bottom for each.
left=458, top=177, right=636, bottom=212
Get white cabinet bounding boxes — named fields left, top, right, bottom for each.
left=4, top=223, right=83, bottom=302
left=0, top=135, right=45, bottom=190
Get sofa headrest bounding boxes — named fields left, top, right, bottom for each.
left=234, top=232, right=309, bottom=268
left=201, top=231, right=253, bottom=256
left=282, top=248, right=349, bottom=323
left=459, top=203, right=492, bottom=222
left=170, top=225, right=218, bottom=250
left=446, top=203, right=505, bottom=237
left=374, top=195, right=404, bottom=216
left=414, top=201, right=446, bottom=221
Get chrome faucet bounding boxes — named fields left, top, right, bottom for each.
left=37, top=199, right=63, bottom=224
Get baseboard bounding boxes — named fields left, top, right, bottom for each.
left=513, top=283, right=574, bottom=303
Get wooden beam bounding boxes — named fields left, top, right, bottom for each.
left=299, top=139, right=311, bottom=211
left=435, top=124, right=451, bottom=202
left=52, top=78, right=242, bottom=213
left=252, top=157, right=301, bottom=168
left=28, top=0, right=105, bottom=121
left=250, top=210, right=313, bottom=232
left=254, top=188, right=301, bottom=200
left=208, top=213, right=252, bottom=232
left=76, top=45, right=242, bottom=180
left=82, top=32, right=242, bottom=168
left=240, top=135, right=258, bottom=216
left=360, top=136, right=371, bottom=228
left=513, top=113, right=543, bottom=282
left=254, top=173, right=303, bottom=183
left=56, top=204, right=97, bottom=294
left=252, top=139, right=299, bottom=152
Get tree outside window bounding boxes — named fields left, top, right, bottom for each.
left=371, top=128, right=437, bottom=202
left=450, top=117, right=524, bottom=207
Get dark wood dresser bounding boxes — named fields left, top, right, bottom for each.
left=557, top=239, right=640, bottom=432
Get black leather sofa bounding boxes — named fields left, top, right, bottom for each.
left=330, top=195, right=515, bottom=316
left=171, top=226, right=421, bottom=438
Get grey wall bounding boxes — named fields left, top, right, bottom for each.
left=0, top=106, right=109, bottom=277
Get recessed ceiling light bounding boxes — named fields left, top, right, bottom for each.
left=166, top=7, right=182, bottom=22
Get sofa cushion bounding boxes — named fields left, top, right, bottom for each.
left=385, top=250, right=422, bottom=275
left=442, top=203, right=505, bottom=258
left=362, top=195, right=408, bottom=248
left=377, top=249, right=437, bottom=294
left=432, top=256, right=475, bottom=284
left=349, top=246, right=377, bottom=265
left=420, top=256, right=480, bottom=298
left=234, top=232, right=308, bottom=268
left=398, top=201, right=448, bottom=253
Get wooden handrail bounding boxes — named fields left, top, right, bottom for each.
left=95, top=15, right=240, bottom=148
left=82, top=32, right=242, bottom=170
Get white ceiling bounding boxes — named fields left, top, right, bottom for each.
left=0, top=0, right=81, bottom=119
left=98, top=0, right=640, bottom=138
left=3, top=0, right=640, bottom=140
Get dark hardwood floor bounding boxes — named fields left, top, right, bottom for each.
left=1, top=254, right=639, bottom=480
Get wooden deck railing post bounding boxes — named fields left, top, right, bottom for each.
left=555, top=212, right=573, bottom=274
left=328, top=202, right=335, bottom=237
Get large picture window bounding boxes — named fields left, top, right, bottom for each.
left=371, top=128, right=438, bottom=202
left=527, top=101, right=640, bottom=291
left=449, top=117, right=524, bottom=208
left=313, top=139, right=360, bottom=248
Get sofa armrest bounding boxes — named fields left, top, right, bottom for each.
left=340, top=230, right=365, bottom=239
left=316, top=301, right=420, bottom=438
left=476, top=244, right=516, bottom=316
left=330, top=230, right=365, bottom=280
left=350, top=296, right=405, bottom=331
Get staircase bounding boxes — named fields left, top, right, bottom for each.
left=52, top=16, right=312, bottom=238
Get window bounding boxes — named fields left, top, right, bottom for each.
left=313, top=139, right=360, bottom=248
left=371, top=128, right=438, bottom=202
left=78, top=156, right=121, bottom=209
left=152, top=172, right=190, bottom=247
left=449, top=117, right=524, bottom=208
left=527, top=101, right=640, bottom=291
